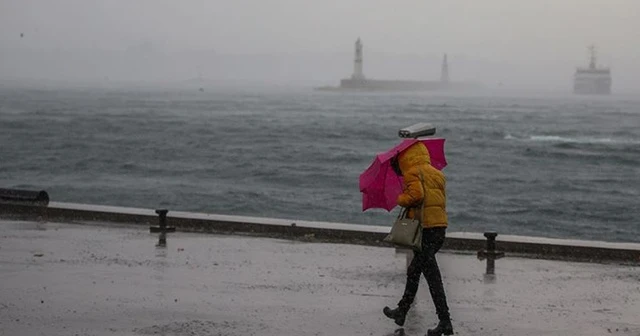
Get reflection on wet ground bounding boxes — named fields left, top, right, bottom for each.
left=1, top=220, right=639, bottom=335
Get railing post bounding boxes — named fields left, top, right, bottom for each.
left=477, top=231, right=505, bottom=275
left=150, top=209, right=175, bottom=247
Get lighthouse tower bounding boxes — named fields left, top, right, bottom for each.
left=440, top=54, right=449, bottom=83
left=352, top=38, right=365, bottom=80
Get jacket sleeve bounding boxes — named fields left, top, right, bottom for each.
left=397, top=171, right=424, bottom=208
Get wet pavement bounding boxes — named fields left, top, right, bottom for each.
left=1, top=220, right=640, bottom=336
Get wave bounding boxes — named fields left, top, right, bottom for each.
left=505, top=133, right=640, bottom=145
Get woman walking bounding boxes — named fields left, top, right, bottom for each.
left=383, top=141, right=453, bottom=336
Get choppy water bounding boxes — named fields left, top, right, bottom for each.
left=1, top=87, right=639, bottom=243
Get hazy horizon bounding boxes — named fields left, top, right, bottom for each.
left=1, top=0, right=639, bottom=92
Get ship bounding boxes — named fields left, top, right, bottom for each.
left=316, top=38, right=479, bottom=92
left=573, top=46, right=612, bottom=95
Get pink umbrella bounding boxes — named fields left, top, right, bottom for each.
left=359, top=138, right=447, bottom=211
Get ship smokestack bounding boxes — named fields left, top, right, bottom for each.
left=588, top=45, right=597, bottom=69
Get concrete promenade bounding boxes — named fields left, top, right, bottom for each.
left=1, top=219, right=640, bottom=336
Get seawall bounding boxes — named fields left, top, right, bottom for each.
left=1, top=201, right=639, bottom=264
left=337, top=78, right=481, bottom=91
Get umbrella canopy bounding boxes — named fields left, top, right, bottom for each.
left=359, top=138, right=447, bottom=211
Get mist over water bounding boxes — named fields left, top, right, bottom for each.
left=3, top=1, right=640, bottom=93
left=1, top=87, right=639, bottom=243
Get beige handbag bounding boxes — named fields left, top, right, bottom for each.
left=384, top=173, right=426, bottom=252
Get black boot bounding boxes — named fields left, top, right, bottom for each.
left=427, top=319, right=453, bottom=336
left=383, top=306, right=407, bottom=326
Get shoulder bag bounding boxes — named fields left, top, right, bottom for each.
left=383, top=173, right=426, bottom=252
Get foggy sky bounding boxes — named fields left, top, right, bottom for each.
left=1, top=0, right=639, bottom=92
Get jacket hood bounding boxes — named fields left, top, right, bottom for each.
left=398, top=142, right=431, bottom=174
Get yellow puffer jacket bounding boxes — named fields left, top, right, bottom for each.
left=396, top=142, right=448, bottom=228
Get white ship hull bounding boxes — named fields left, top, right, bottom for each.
left=574, top=71, right=611, bottom=95
left=573, top=46, right=612, bottom=95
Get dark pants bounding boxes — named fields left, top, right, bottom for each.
left=398, top=227, right=450, bottom=322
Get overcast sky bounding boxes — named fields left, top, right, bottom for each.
left=1, top=0, right=639, bottom=90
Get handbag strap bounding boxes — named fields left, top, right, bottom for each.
left=397, top=206, right=408, bottom=219
left=414, top=172, right=426, bottom=224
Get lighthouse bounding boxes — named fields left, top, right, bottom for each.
left=323, top=38, right=479, bottom=92
left=352, top=38, right=365, bottom=80
left=440, top=54, right=449, bottom=83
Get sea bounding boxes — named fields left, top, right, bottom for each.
left=1, top=86, right=639, bottom=243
